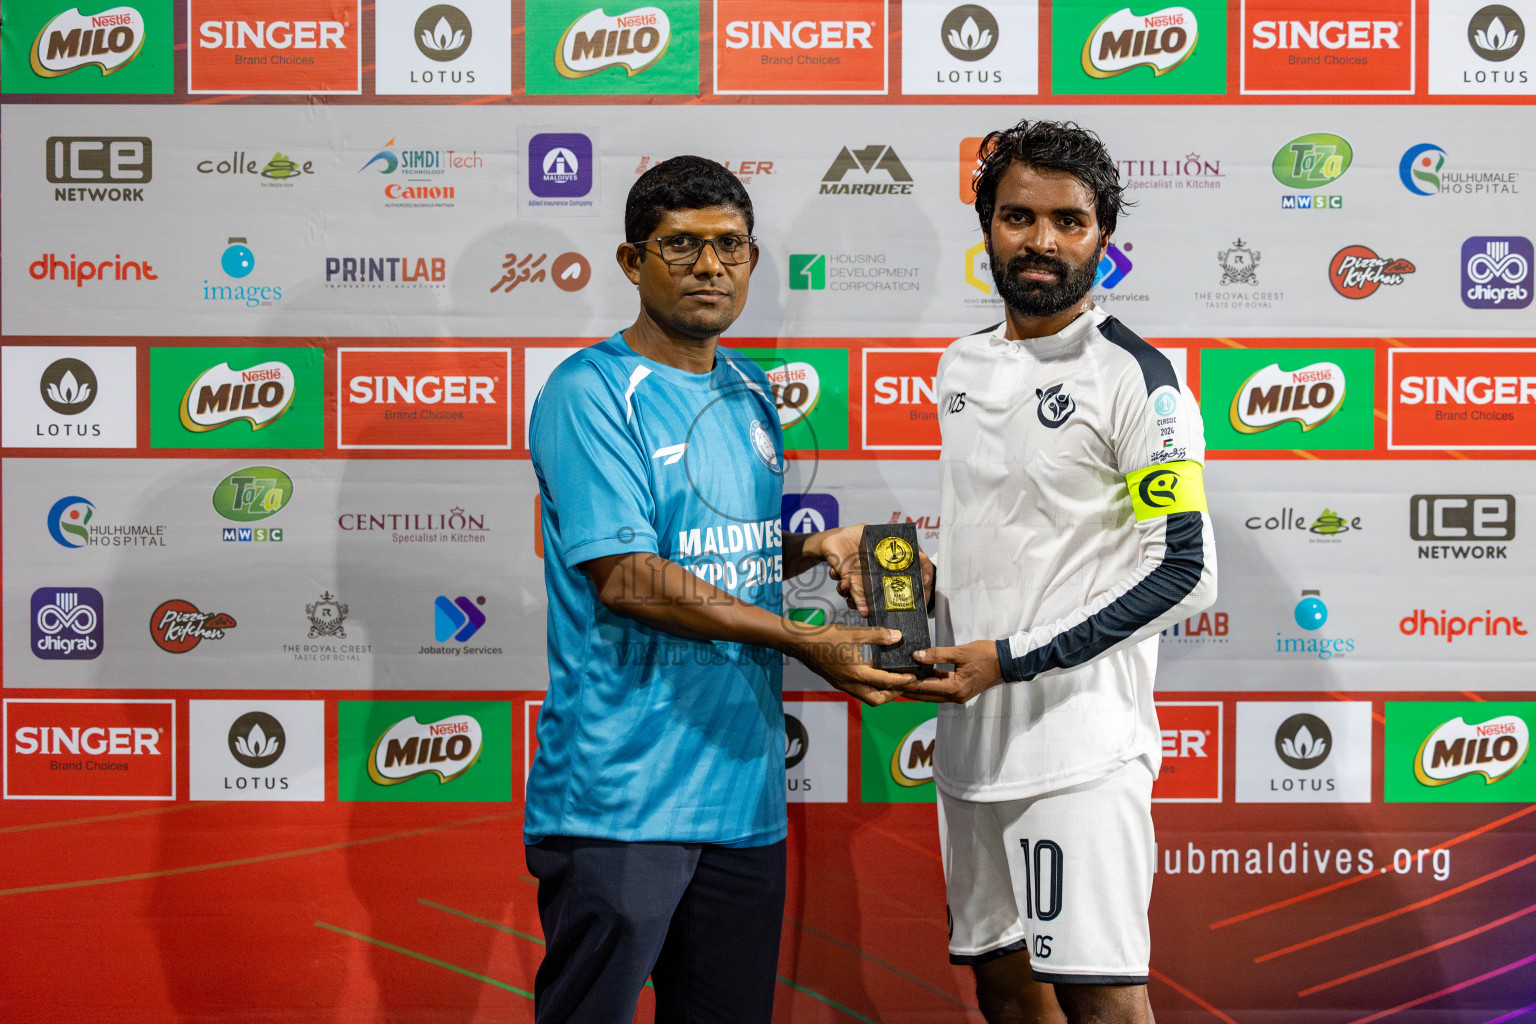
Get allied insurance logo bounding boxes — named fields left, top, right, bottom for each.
left=714, top=0, right=887, bottom=94
left=337, top=348, right=511, bottom=450
left=1052, top=0, right=1226, bottom=95
left=3, top=699, right=175, bottom=800
left=1201, top=348, right=1375, bottom=450
left=150, top=346, right=323, bottom=450
left=525, top=1, right=699, bottom=96
left=1240, top=0, right=1415, bottom=94
left=338, top=700, right=511, bottom=802
left=1388, top=348, right=1536, bottom=450
left=1385, top=702, right=1535, bottom=803
left=188, top=0, right=361, bottom=94
left=2, top=2, right=172, bottom=94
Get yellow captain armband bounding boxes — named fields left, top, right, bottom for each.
left=1125, top=461, right=1208, bottom=521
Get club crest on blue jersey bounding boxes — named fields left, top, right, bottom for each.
left=749, top=419, right=781, bottom=472
left=1036, top=384, right=1076, bottom=428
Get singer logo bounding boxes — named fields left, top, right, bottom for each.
left=1228, top=361, right=1345, bottom=433
left=188, top=0, right=361, bottom=94
left=1388, top=348, right=1536, bottom=451
left=1242, top=0, right=1414, bottom=94
left=180, top=360, right=295, bottom=432
left=715, top=0, right=887, bottom=94
left=863, top=348, right=944, bottom=450
left=338, top=348, right=511, bottom=450
left=4, top=699, right=175, bottom=800
left=1152, top=702, right=1221, bottom=802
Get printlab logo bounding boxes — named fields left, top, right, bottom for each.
left=31, top=587, right=104, bottom=660
left=1461, top=236, right=1533, bottom=309
left=819, top=145, right=915, bottom=195
left=491, top=252, right=592, bottom=294
left=1330, top=246, right=1415, bottom=299
left=40, top=358, right=97, bottom=414
left=529, top=133, right=593, bottom=198
left=1275, top=714, right=1331, bottom=770
left=416, top=4, right=471, bottom=60
left=150, top=599, right=236, bottom=653
left=434, top=595, right=486, bottom=642
left=46, top=136, right=151, bottom=202
left=228, top=711, right=284, bottom=769
left=1469, top=5, right=1524, bottom=60
left=942, top=5, right=998, bottom=60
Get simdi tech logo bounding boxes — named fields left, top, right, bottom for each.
left=1052, top=0, right=1226, bottom=95
left=0, top=0, right=172, bottom=94
left=3, top=699, right=175, bottom=800
left=714, top=0, right=887, bottom=95
left=188, top=0, right=361, bottom=94
left=1385, top=702, right=1535, bottom=802
left=337, top=700, right=511, bottom=801
left=524, top=0, right=699, bottom=96
left=1240, top=0, right=1415, bottom=94
left=1388, top=348, right=1536, bottom=451
left=1200, top=347, right=1374, bottom=450
left=150, top=346, right=323, bottom=449
left=338, top=348, right=512, bottom=449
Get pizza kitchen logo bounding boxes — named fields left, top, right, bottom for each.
left=1082, top=5, right=1199, bottom=78
left=1330, top=245, right=1414, bottom=298
left=1228, top=361, right=1345, bottom=433
left=150, top=599, right=236, bottom=653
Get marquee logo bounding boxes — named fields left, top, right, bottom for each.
left=820, top=144, right=913, bottom=195
left=338, top=348, right=511, bottom=449
left=150, top=599, right=236, bottom=653
left=1462, top=236, right=1533, bottom=309
left=180, top=360, right=295, bottom=432
left=1228, top=361, right=1344, bottom=432
left=1330, top=245, right=1414, bottom=298
left=31, top=587, right=104, bottom=660
left=1415, top=715, right=1528, bottom=785
left=1242, top=0, right=1414, bottom=94
left=30, top=5, right=145, bottom=76
left=1082, top=6, right=1199, bottom=78
left=4, top=699, right=175, bottom=800
left=189, top=0, right=361, bottom=94
left=557, top=6, right=670, bottom=77
left=715, top=0, right=887, bottom=94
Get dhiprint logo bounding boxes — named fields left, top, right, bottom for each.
left=1400, top=143, right=1448, bottom=194
left=28, top=252, right=157, bottom=288
left=1082, top=6, right=1199, bottom=78
left=819, top=145, right=914, bottom=195
left=943, top=5, right=999, bottom=60
left=1469, top=5, right=1523, bottom=60
left=31, top=587, right=104, bottom=660
left=1398, top=607, right=1527, bottom=643
left=434, top=595, right=486, bottom=642
left=228, top=711, right=284, bottom=769
left=30, top=5, right=146, bottom=77
left=1462, top=236, right=1532, bottom=309
left=47, top=495, right=95, bottom=548
left=39, top=358, right=98, bottom=414
left=1275, top=713, right=1331, bottom=770
left=415, top=4, right=471, bottom=60
left=150, top=599, right=236, bottom=653
left=528, top=133, right=593, bottom=199
left=1330, top=246, right=1415, bottom=299
left=1035, top=384, right=1075, bottom=427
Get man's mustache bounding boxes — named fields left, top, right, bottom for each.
left=1005, top=253, right=1073, bottom=279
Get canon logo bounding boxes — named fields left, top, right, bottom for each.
left=197, top=21, right=347, bottom=49
left=1251, top=20, right=1399, bottom=50
left=13, top=725, right=160, bottom=756
left=348, top=376, right=497, bottom=404
left=724, top=21, right=874, bottom=49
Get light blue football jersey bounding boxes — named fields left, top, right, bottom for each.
left=525, top=333, right=788, bottom=846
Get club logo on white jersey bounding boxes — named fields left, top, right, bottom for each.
left=1035, top=383, right=1076, bottom=427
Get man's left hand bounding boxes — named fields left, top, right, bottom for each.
left=908, top=640, right=1005, bottom=703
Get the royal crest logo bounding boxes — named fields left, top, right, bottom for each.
left=556, top=6, right=670, bottom=77
left=1035, top=383, right=1076, bottom=427
left=1415, top=715, right=1529, bottom=785
left=1229, top=362, right=1345, bottom=433
left=367, top=714, right=483, bottom=784
left=1330, top=246, right=1415, bottom=299
left=1082, top=6, right=1198, bottom=78
left=150, top=599, right=236, bottom=653
left=1217, top=239, right=1260, bottom=285
left=306, top=592, right=348, bottom=638
left=30, top=6, right=145, bottom=77
left=180, top=361, right=295, bottom=432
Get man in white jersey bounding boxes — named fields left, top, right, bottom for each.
left=906, top=120, right=1218, bottom=1023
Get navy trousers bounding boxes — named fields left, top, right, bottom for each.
left=525, top=836, right=787, bottom=1024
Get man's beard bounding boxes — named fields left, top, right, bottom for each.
left=990, top=246, right=1100, bottom=318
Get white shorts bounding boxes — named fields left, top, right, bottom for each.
left=938, top=758, right=1155, bottom=985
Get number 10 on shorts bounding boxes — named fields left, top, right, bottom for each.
left=1019, top=837, right=1063, bottom=958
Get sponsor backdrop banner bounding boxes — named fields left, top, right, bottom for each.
left=1, top=3, right=1533, bottom=1022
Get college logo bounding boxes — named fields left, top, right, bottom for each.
left=1330, top=246, right=1414, bottom=298
left=1411, top=494, right=1514, bottom=560
left=151, top=347, right=323, bottom=449
left=188, top=0, right=362, bottom=94
left=1244, top=506, right=1361, bottom=539
left=1462, top=236, right=1532, bottom=309
left=783, top=701, right=848, bottom=802
left=1469, top=4, right=1524, bottom=60
left=1053, top=0, right=1224, bottom=94
left=1388, top=348, right=1536, bottom=450
left=527, top=1, right=697, bottom=95
left=1082, top=5, right=1199, bottom=78
left=863, top=348, right=943, bottom=450
left=47, top=136, right=151, bottom=202
left=715, top=0, right=886, bottom=94
left=338, top=700, right=511, bottom=801
left=338, top=348, right=511, bottom=449
left=3, top=699, right=175, bottom=800
left=1035, top=383, right=1076, bottom=427
left=782, top=493, right=840, bottom=534
left=1386, top=702, right=1536, bottom=802
left=1226, top=361, right=1345, bottom=433
left=819, top=145, right=914, bottom=195
left=31, top=587, right=104, bottom=660
left=196, top=150, right=314, bottom=185
left=743, top=348, right=850, bottom=450
left=1151, top=702, right=1221, bottom=802
left=150, top=599, right=236, bottom=652
left=1235, top=702, right=1372, bottom=803
left=213, top=466, right=293, bottom=523
left=1242, top=0, right=1414, bottom=94
left=1399, top=607, right=1527, bottom=642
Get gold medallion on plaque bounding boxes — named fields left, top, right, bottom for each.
left=882, top=575, right=917, bottom=611
left=873, top=535, right=914, bottom=572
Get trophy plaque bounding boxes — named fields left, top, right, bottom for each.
left=859, top=523, right=934, bottom=678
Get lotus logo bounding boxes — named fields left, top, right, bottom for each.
left=47, top=495, right=95, bottom=548
left=368, top=714, right=484, bottom=785
left=30, top=6, right=146, bottom=78
left=1469, top=5, right=1523, bottom=61
left=1035, top=383, right=1075, bottom=427
left=1415, top=714, right=1529, bottom=786
left=764, top=362, right=822, bottom=430
left=556, top=6, right=671, bottom=78
left=1275, top=713, right=1331, bottom=770
left=1229, top=362, right=1344, bottom=433
left=40, top=357, right=98, bottom=414
left=785, top=713, right=808, bottom=769
left=228, top=711, right=285, bottom=769
left=891, top=717, right=937, bottom=786
left=415, top=4, right=472, bottom=61
left=941, top=5, right=999, bottom=61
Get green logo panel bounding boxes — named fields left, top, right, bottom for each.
left=1384, top=702, right=1536, bottom=803
left=741, top=347, right=849, bottom=452
left=338, top=700, right=512, bottom=802
left=150, top=347, right=323, bottom=450
left=1051, top=0, right=1226, bottom=96
left=524, top=0, right=699, bottom=96
left=861, top=702, right=937, bottom=803
left=1, top=0, right=173, bottom=95
left=1200, top=347, right=1375, bottom=451
left=789, top=254, right=826, bottom=291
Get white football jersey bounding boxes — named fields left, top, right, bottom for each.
left=932, top=307, right=1217, bottom=801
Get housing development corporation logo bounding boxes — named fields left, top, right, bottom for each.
left=31, top=587, right=104, bottom=660
left=526, top=1, right=697, bottom=96
left=1462, top=236, right=1533, bottom=309
left=3, top=2, right=171, bottom=94
left=1053, top=0, right=1225, bottom=94
left=3, top=699, right=176, bottom=800
left=338, top=700, right=511, bottom=801
left=1241, top=0, right=1414, bottom=94
left=1386, top=702, right=1535, bottom=802
left=715, top=0, right=887, bottom=94
left=188, top=0, right=361, bottom=94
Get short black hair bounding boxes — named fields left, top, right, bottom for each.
left=624, top=155, right=754, bottom=246
left=972, top=119, right=1129, bottom=238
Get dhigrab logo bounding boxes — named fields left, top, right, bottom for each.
left=1462, top=236, right=1532, bottom=309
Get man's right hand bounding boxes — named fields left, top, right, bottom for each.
left=782, top=622, right=918, bottom=706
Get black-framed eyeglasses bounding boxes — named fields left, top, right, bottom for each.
left=634, top=233, right=757, bottom=265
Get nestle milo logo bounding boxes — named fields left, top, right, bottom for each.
left=212, top=466, right=293, bottom=523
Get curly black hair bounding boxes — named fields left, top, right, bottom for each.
left=972, top=119, right=1129, bottom=237
left=624, top=155, right=754, bottom=249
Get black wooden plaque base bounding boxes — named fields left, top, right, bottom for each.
left=860, top=523, right=934, bottom=678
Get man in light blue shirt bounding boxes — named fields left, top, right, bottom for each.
left=526, top=155, right=921, bottom=1024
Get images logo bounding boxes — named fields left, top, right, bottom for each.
left=1242, top=0, right=1414, bottom=94
left=715, top=0, right=887, bottom=94
left=47, top=495, right=94, bottom=548
left=1227, top=361, right=1344, bottom=433
left=203, top=237, right=283, bottom=309
left=213, top=466, right=293, bottom=522
left=529, top=133, right=593, bottom=198
left=434, top=595, right=486, bottom=642
left=1400, top=143, right=1448, bottom=194
left=189, top=0, right=361, bottom=94
left=1095, top=242, right=1134, bottom=287
left=39, top=358, right=97, bottom=414
left=1469, top=5, right=1524, bottom=60
left=526, top=1, right=697, bottom=95
left=819, top=145, right=914, bottom=195
left=1462, top=236, right=1532, bottom=309
left=151, top=347, right=323, bottom=450
left=31, top=587, right=104, bottom=660
left=416, top=4, right=471, bottom=60
left=1052, top=0, right=1225, bottom=94
left=150, top=599, right=236, bottom=653
left=338, top=700, right=511, bottom=801
left=1386, top=702, right=1536, bottom=802
left=1082, top=5, right=1199, bottom=77
left=338, top=347, right=511, bottom=449
left=4, top=699, right=175, bottom=800
left=743, top=348, right=850, bottom=450
left=47, top=136, right=151, bottom=202
left=782, top=493, right=839, bottom=534
left=1274, top=589, right=1356, bottom=660
left=1330, top=245, right=1414, bottom=298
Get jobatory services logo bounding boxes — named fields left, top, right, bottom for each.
left=1430, top=1, right=1533, bottom=93
left=742, top=348, right=850, bottom=450
left=1461, top=236, right=1533, bottom=309
left=525, top=1, right=698, bottom=95
left=862, top=702, right=937, bottom=802
left=195, top=149, right=315, bottom=187
left=819, top=144, right=914, bottom=195
left=189, top=700, right=325, bottom=800
left=150, top=599, right=236, bottom=653
left=338, top=348, right=511, bottom=449
left=47, top=136, right=151, bottom=202
left=1151, top=702, right=1221, bottom=802
left=1201, top=348, right=1374, bottom=449
left=3, top=699, right=175, bottom=800
left=202, top=237, right=284, bottom=309
left=338, top=700, right=511, bottom=801
left=1411, top=494, right=1515, bottom=559
left=1241, top=0, right=1414, bottom=94
left=1398, top=143, right=1520, bottom=197
left=47, top=494, right=169, bottom=549
left=150, top=346, right=323, bottom=449
left=783, top=701, right=849, bottom=802
left=28, top=252, right=157, bottom=288
left=1273, top=589, right=1357, bottom=661
left=1273, top=132, right=1351, bottom=209
left=31, top=587, right=105, bottom=660
left=1388, top=348, right=1536, bottom=450
left=1235, top=702, right=1373, bottom=803
left=714, top=0, right=887, bottom=94
left=1385, top=702, right=1535, bottom=802
left=1330, top=245, right=1415, bottom=298
left=188, top=0, right=361, bottom=93
left=1095, top=242, right=1135, bottom=287
left=902, top=2, right=1035, bottom=96
left=2, top=1, right=172, bottom=94
left=1052, top=0, right=1226, bottom=95
left=432, top=594, right=489, bottom=645
left=3, top=346, right=137, bottom=448
left=375, top=0, right=511, bottom=94
left=1398, top=607, right=1527, bottom=642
